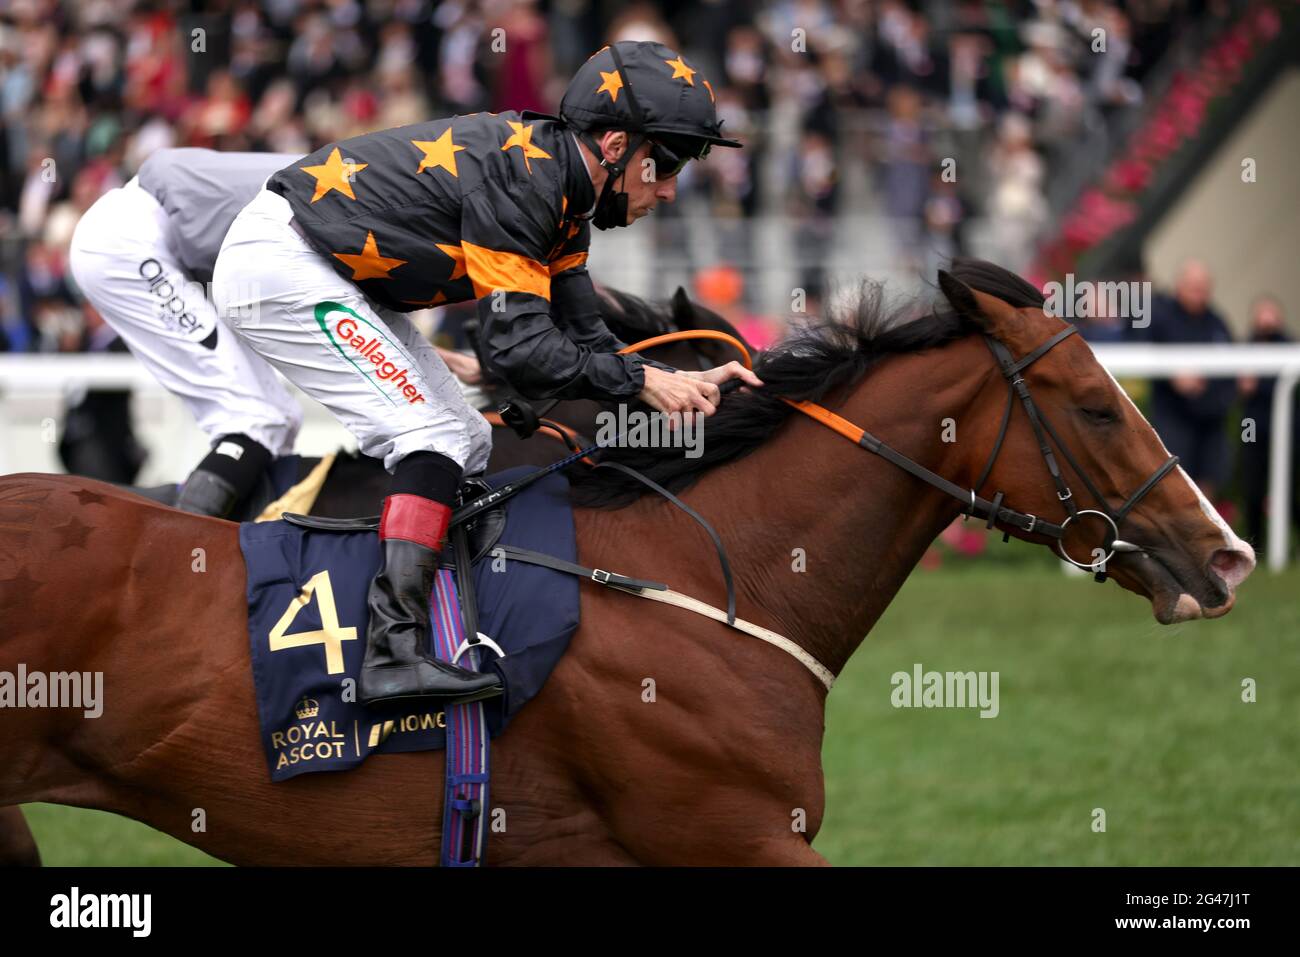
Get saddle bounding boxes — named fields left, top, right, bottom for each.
left=240, top=467, right=584, bottom=780
left=280, top=477, right=507, bottom=566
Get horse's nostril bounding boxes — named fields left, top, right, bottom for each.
left=1210, top=548, right=1255, bottom=592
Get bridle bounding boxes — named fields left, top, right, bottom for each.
left=784, top=324, right=1181, bottom=582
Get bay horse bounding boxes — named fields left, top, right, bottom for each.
left=0, top=261, right=1254, bottom=865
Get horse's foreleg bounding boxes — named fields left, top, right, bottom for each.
left=0, top=806, right=41, bottom=867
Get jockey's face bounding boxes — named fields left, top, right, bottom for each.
left=596, top=131, right=679, bottom=225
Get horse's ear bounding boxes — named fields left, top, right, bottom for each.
left=938, top=270, right=979, bottom=320
left=937, top=269, right=1019, bottom=335
left=670, top=286, right=698, bottom=329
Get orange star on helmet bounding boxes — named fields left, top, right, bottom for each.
left=596, top=70, right=623, bottom=103
left=665, top=56, right=696, bottom=85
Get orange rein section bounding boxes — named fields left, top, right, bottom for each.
left=779, top=398, right=865, bottom=445
left=483, top=330, right=875, bottom=468
left=617, top=330, right=754, bottom=369
left=620, top=331, right=861, bottom=446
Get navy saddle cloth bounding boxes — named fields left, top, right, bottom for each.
left=239, top=467, right=579, bottom=781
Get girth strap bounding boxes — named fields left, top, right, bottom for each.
left=493, top=545, right=834, bottom=689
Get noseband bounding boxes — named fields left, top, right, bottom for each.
left=784, top=324, right=1180, bottom=582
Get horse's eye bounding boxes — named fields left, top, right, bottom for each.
left=1080, top=406, right=1119, bottom=425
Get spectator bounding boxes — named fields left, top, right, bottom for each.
left=57, top=301, right=147, bottom=483
left=921, top=171, right=965, bottom=280
left=489, top=0, right=554, bottom=115
left=1238, top=295, right=1300, bottom=550
left=878, top=84, right=931, bottom=271
left=791, top=128, right=837, bottom=314
left=984, top=111, right=1047, bottom=274
left=1141, top=260, right=1237, bottom=501
left=1074, top=272, right=1131, bottom=344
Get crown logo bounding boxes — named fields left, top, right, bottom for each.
left=295, top=697, right=319, bottom=720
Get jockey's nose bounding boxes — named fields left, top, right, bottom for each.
left=657, top=177, right=677, bottom=202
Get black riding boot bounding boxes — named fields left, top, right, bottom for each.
left=175, top=468, right=240, bottom=517
left=358, top=494, right=502, bottom=706
left=175, top=434, right=272, bottom=519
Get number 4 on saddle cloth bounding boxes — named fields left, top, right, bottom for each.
left=239, top=466, right=580, bottom=784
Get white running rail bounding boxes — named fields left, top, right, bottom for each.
left=2, top=345, right=1299, bottom=570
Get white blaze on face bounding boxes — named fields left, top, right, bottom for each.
left=1102, top=367, right=1256, bottom=588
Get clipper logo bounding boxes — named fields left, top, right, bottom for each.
left=138, top=258, right=207, bottom=338
left=315, top=302, right=427, bottom=405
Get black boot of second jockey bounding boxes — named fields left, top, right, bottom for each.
left=175, top=434, right=272, bottom=518
left=359, top=451, right=503, bottom=707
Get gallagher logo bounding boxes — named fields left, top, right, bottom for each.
left=314, top=302, right=426, bottom=405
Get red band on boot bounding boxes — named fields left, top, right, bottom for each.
left=379, top=494, right=452, bottom=550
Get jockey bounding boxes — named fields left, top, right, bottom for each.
left=68, top=149, right=305, bottom=516
left=211, top=40, right=760, bottom=706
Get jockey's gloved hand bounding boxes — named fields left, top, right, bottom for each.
left=637, top=363, right=763, bottom=421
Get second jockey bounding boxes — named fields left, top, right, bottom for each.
left=211, top=40, right=760, bottom=706
left=69, top=147, right=484, bottom=518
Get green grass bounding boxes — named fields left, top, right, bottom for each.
left=21, top=563, right=1300, bottom=866
left=817, top=562, right=1300, bottom=865
left=22, top=804, right=223, bottom=866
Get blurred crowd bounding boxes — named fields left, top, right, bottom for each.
left=0, top=0, right=1294, bottom=548
left=1, top=0, right=1225, bottom=346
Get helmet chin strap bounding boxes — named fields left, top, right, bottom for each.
left=578, top=130, right=647, bottom=230
left=572, top=43, right=653, bottom=230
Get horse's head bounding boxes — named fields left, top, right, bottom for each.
left=937, top=268, right=1255, bottom=623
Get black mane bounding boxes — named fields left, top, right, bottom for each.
left=570, top=259, right=1044, bottom=508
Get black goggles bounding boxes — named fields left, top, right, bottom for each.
left=646, top=137, right=710, bottom=178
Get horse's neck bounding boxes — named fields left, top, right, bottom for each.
left=690, top=346, right=989, bottom=677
